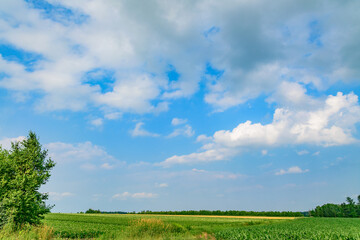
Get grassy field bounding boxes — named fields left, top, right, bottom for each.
left=43, top=213, right=283, bottom=239
left=1, top=213, right=360, bottom=239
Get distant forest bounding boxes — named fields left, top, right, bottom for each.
left=82, top=195, right=360, bottom=218
left=310, top=195, right=360, bottom=217
left=137, top=210, right=304, bottom=217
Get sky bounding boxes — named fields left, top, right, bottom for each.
left=0, top=0, right=360, bottom=213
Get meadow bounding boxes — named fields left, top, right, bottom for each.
left=1, top=213, right=360, bottom=239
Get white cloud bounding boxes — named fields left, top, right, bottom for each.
left=267, top=82, right=320, bottom=109
left=313, top=151, right=320, bottom=156
left=95, top=74, right=166, bottom=114
left=1, top=0, right=359, bottom=115
left=160, top=148, right=235, bottom=167
left=48, top=192, right=73, bottom=200
left=190, top=168, right=244, bottom=180
left=90, top=118, right=103, bottom=127
left=104, top=112, right=122, bottom=120
left=297, top=150, right=309, bottom=156
left=167, top=124, right=194, bottom=138
left=161, top=92, right=360, bottom=166
left=155, top=183, right=168, bottom=188
left=100, top=163, right=114, bottom=170
left=275, top=166, right=309, bottom=175
left=112, top=192, right=158, bottom=200
left=261, top=150, right=268, bottom=156
left=196, top=134, right=212, bottom=143
left=0, top=136, right=26, bottom=150
left=130, top=122, right=160, bottom=137
left=171, top=118, right=187, bottom=126
left=213, top=173, right=243, bottom=180
left=46, top=141, right=122, bottom=169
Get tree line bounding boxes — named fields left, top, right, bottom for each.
left=310, top=196, right=360, bottom=217
left=82, top=209, right=127, bottom=214
left=137, top=210, right=304, bottom=217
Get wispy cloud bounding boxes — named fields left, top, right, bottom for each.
left=112, top=192, right=158, bottom=200
left=171, top=118, right=188, bottom=126
left=90, top=118, right=103, bottom=127
left=100, top=163, right=114, bottom=170
left=275, top=166, right=309, bottom=176
left=168, top=118, right=194, bottom=138
left=297, top=150, right=309, bottom=156
left=48, top=192, right=74, bottom=201
left=155, top=183, right=168, bottom=188
left=167, top=124, right=194, bottom=138
left=130, top=122, right=160, bottom=137
left=46, top=141, right=122, bottom=169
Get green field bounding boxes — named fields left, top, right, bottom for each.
left=1, top=213, right=360, bottom=239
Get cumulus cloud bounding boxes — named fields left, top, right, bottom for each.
left=275, top=166, right=309, bottom=175
left=112, top=192, right=158, bottom=200
left=267, top=82, right=321, bottom=109
left=130, top=122, right=160, bottom=137
left=161, top=92, right=360, bottom=166
left=0, top=0, right=359, bottom=115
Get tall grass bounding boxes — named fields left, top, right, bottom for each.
left=0, top=224, right=53, bottom=240
left=124, top=218, right=187, bottom=239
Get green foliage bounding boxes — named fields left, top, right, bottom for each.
left=0, top=132, right=55, bottom=229
left=310, top=195, right=360, bottom=217
left=137, top=210, right=304, bottom=217
left=85, top=208, right=101, bottom=214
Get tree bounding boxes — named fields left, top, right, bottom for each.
left=0, top=132, right=55, bottom=229
left=85, top=208, right=101, bottom=214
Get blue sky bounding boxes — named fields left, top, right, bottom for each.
left=0, top=0, right=360, bottom=213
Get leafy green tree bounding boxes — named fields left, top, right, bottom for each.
left=85, top=209, right=101, bottom=214
left=0, top=132, right=55, bottom=229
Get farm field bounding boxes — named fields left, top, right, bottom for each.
left=43, top=213, right=284, bottom=239
left=1, top=213, right=360, bottom=239
left=40, top=214, right=360, bottom=239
